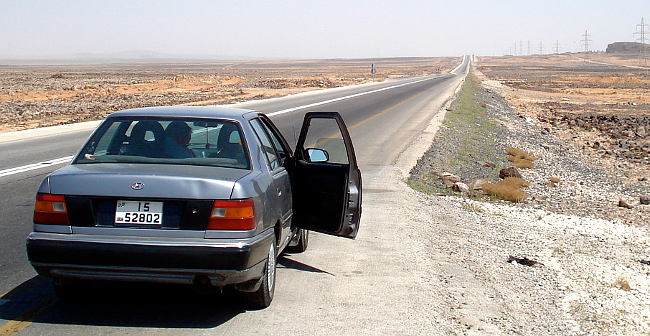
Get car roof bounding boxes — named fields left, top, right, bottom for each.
left=109, top=106, right=258, bottom=120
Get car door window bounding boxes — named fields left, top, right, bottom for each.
left=300, top=118, right=349, bottom=164
left=259, top=119, right=288, bottom=166
left=250, top=119, right=279, bottom=170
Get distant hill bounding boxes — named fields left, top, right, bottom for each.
left=606, top=42, right=649, bottom=54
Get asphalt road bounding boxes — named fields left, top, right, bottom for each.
left=0, top=56, right=470, bottom=335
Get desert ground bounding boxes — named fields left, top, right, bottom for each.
left=0, top=57, right=456, bottom=132
left=475, top=53, right=649, bottom=181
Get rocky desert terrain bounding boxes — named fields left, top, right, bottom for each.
left=0, top=57, right=456, bottom=132
left=475, top=54, right=649, bottom=181
left=407, top=62, right=649, bottom=335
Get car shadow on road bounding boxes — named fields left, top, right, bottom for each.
left=0, top=275, right=245, bottom=329
left=278, top=256, right=334, bottom=276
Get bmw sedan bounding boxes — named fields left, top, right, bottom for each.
left=26, top=106, right=362, bottom=308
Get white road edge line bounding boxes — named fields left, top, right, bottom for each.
left=1, top=58, right=466, bottom=179
left=450, top=55, right=467, bottom=74
left=0, top=156, right=74, bottom=177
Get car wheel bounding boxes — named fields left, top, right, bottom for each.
left=287, top=229, right=309, bottom=253
left=245, top=241, right=276, bottom=309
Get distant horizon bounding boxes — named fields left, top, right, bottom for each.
left=2, top=1, right=648, bottom=59
left=0, top=51, right=463, bottom=66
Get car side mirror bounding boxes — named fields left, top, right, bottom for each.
left=306, top=148, right=329, bottom=163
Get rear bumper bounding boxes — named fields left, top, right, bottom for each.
left=26, top=230, right=273, bottom=286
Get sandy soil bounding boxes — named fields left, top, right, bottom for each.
left=578, top=52, right=650, bottom=68
left=0, top=57, right=457, bottom=132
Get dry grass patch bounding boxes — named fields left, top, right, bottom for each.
left=483, top=178, right=530, bottom=202
left=613, top=277, right=632, bottom=291
left=506, top=148, right=537, bottom=169
left=501, top=177, right=530, bottom=188
left=506, top=147, right=537, bottom=161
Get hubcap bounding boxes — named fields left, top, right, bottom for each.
left=267, top=243, right=276, bottom=290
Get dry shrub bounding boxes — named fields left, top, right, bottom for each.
left=549, top=176, right=562, bottom=183
left=507, top=156, right=535, bottom=168
left=514, top=158, right=534, bottom=169
left=613, top=278, right=631, bottom=291
left=483, top=181, right=529, bottom=202
left=502, top=177, right=530, bottom=188
left=506, top=148, right=537, bottom=161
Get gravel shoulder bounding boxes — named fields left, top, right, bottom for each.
left=400, top=69, right=649, bottom=335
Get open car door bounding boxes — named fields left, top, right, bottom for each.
left=292, top=112, right=362, bottom=239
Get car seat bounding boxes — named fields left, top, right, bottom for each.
left=124, top=121, right=166, bottom=158
left=210, top=124, right=246, bottom=166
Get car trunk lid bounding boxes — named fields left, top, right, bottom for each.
left=46, top=163, right=250, bottom=232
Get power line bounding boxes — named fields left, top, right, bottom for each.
left=580, top=30, right=592, bottom=52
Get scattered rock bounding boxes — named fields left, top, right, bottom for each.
left=438, top=172, right=461, bottom=183
left=451, top=182, right=470, bottom=193
left=640, top=195, right=650, bottom=205
left=618, top=199, right=634, bottom=209
left=507, top=255, right=542, bottom=267
left=480, top=161, right=496, bottom=168
left=471, top=179, right=490, bottom=190
left=499, top=167, right=522, bottom=179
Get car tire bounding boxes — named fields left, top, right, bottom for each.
left=244, top=241, right=276, bottom=309
left=286, top=229, right=309, bottom=253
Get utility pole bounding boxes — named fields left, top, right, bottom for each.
left=520, top=41, right=523, bottom=56
left=555, top=40, right=560, bottom=54
left=634, top=17, right=649, bottom=44
left=635, top=17, right=649, bottom=66
left=514, top=42, right=518, bottom=56
left=527, top=40, right=530, bottom=55
left=580, top=30, right=592, bottom=52
left=539, top=41, right=543, bottom=55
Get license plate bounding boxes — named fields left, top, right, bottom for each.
left=115, top=201, right=163, bottom=225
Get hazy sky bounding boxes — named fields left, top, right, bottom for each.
left=1, top=0, right=649, bottom=59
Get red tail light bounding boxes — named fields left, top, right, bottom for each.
left=207, top=199, right=255, bottom=230
left=33, top=193, right=69, bottom=225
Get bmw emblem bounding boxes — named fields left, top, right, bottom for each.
left=131, top=182, right=145, bottom=190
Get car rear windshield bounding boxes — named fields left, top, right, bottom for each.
left=74, top=117, right=250, bottom=169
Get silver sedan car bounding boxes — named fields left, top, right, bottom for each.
left=26, top=106, right=362, bottom=309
